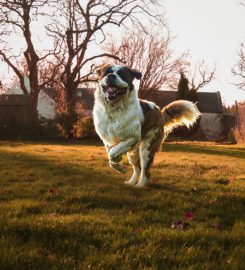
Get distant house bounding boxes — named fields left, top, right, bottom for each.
left=5, top=76, right=95, bottom=120
left=5, top=77, right=56, bottom=119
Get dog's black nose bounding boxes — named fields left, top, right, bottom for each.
left=107, top=73, right=116, bottom=79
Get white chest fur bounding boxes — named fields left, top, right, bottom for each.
left=93, top=88, right=144, bottom=147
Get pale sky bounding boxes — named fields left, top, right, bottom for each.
left=163, top=0, right=245, bottom=105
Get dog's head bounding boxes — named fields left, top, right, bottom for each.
left=96, top=64, right=142, bottom=103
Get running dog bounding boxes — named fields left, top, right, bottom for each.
left=93, top=64, right=200, bottom=187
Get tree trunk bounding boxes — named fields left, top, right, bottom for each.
left=28, top=92, right=39, bottom=121
left=64, top=84, right=78, bottom=139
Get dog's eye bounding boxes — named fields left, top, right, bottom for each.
left=117, top=69, right=129, bottom=82
left=103, top=68, right=113, bottom=77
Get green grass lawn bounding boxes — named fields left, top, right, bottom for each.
left=0, top=141, right=244, bottom=270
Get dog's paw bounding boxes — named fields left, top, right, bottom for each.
left=117, top=166, right=127, bottom=174
left=124, top=177, right=138, bottom=185
left=124, top=180, right=135, bottom=185
left=109, top=161, right=127, bottom=174
left=136, top=177, right=148, bottom=188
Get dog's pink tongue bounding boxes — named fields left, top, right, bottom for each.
left=107, top=86, right=116, bottom=94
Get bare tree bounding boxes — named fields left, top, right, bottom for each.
left=174, top=62, right=215, bottom=137
left=232, top=43, right=245, bottom=91
left=105, top=28, right=187, bottom=99
left=47, top=0, right=162, bottom=137
left=189, top=61, right=216, bottom=92
left=240, top=0, right=245, bottom=7
left=177, top=61, right=216, bottom=103
left=231, top=1, right=245, bottom=91
left=50, top=0, right=161, bottom=100
left=0, top=0, right=59, bottom=120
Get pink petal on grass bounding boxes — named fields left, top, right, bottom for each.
left=48, top=188, right=60, bottom=195
left=184, top=211, right=196, bottom=221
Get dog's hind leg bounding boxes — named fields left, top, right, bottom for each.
left=125, top=146, right=140, bottom=185
left=136, top=129, right=162, bottom=187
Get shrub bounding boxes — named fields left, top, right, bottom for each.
left=55, top=107, right=78, bottom=139
left=231, top=127, right=245, bottom=143
left=55, top=106, right=97, bottom=139
left=72, top=116, right=97, bottom=139
left=0, top=117, right=59, bottom=140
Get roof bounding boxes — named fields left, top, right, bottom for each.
left=148, top=91, right=176, bottom=108
left=148, top=91, right=223, bottom=113
left=42, top=88, right=95, bottom=110
left=42, top=88, right=60, bottom=103
left=1, top=89, right=222, bottom=113
left=237, top=101, right=245, bottom=107
left=196, top=92, right=223, bottom=113
left=0, top=94, right=29, bottom=106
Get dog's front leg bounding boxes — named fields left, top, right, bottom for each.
left=109, top=137, right=138, bottom=163
left=105, top=144, right=127, bottom=174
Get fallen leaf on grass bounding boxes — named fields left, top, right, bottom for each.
left=209, top=223, right=222, bottom=230
left=171, top=220, right=190, bottom=230
left=184, top=211, right=196, bottom=221
left=48, top=188, right=60, bottom=196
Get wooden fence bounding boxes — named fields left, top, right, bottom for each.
left=0, top=95, right=29, bottom=123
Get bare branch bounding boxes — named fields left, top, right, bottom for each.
left=190, top=61, right=216, bottom=91
left=240, top=0, right=245, bottom=7
left=0, top=50, right=28, bottom=94
left=232, top=43, right=245, bottom=91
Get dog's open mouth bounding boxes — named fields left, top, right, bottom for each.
left=102, top=85, right=127, bottom=101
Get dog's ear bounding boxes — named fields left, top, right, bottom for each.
left=96, top=64, right=110, bottom=80
left=96, top=65, right=104, bottom=77
left=130, top=69, right=142, bottom=80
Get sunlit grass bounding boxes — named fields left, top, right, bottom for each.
left=0, top=141, right=244, bottom=269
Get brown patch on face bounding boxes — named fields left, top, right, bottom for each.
left=96, top=64, right=113, bottom=80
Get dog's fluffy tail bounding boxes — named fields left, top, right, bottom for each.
left=162, top=100, right=201, bottom=137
